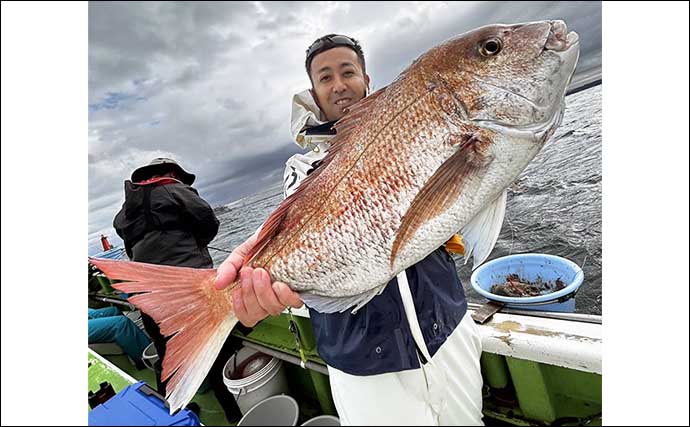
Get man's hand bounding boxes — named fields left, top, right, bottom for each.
left=215, top=234, right=303, bottom=327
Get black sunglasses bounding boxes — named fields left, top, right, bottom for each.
left=306, top=35, right=358, bottom=62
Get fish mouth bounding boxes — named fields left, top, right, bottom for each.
left=518, top=21, right=578, bottom=128
left=542, top=22, right=580, bottom=113
left=544, top=20, right=579, bottom=53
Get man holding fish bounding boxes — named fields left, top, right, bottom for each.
left=215, top=34, right=484, bottom=425
left=92, top=19, right=579, bottom=425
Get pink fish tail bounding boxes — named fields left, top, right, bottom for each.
left=88, top=257, right=238, bottom=414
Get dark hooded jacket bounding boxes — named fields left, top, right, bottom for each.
left=113, top=179, right=219, bottom=268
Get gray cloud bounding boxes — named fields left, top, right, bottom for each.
left=364, top=1, right=602, bottom=88
left=89, top=1, right=601, bottom=253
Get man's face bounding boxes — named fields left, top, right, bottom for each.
left=309, top=47, right=370, bottom=121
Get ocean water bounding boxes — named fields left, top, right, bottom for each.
left=209, top=84, right=602, bottom=315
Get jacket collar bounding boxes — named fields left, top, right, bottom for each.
left=290, top=89, right=335, bottom=152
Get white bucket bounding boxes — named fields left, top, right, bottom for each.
left=223, top=347, right=289, bottom=414
left=237, top=394, right=299, bottom=426
left=301, top=415, right=340, bottom=426
left=142, top=342, right=159, bottom=371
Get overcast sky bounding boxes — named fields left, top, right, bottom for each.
left=88, top=1, right=602, bottom=254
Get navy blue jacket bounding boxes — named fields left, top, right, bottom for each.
left=309, top=247, right=467, bottom=376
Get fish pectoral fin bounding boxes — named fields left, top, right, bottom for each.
left=390, top=133, right=493, bottom=267
left=460, top=189, right=507, bottom=269
left=300, top=284, right=387, bottom=314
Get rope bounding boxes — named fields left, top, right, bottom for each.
left=207, top=245, right=233, bottom=254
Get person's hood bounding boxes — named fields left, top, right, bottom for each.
left=290, top=85, right=373, bottom=151
left=290, top=89, right=333, bottom=151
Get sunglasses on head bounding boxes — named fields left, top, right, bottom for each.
left=306, top=35, right=358, bottom=62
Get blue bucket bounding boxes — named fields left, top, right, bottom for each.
left=470, top=253, right=584, bottom=312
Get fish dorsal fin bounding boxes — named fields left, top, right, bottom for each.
left=244, top=87, right=389, bottom=265
left=460, top=189, right=507, bottom=269
left=390, top=132, right=494, bottom=266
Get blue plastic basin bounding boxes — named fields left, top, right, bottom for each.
left=470, top=253, right=584, bottom=312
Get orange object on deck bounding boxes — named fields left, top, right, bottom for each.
left=444, top=234, right=465, bottom=255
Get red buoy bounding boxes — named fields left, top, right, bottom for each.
left=100, top=234, right=112, bottom=251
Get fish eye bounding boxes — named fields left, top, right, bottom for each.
left=479, top=37, right=503, bottom=56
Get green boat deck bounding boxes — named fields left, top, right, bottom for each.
left=88, top=294, right=602, bottom=426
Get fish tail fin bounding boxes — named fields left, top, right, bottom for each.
left=88, top=258, right=239, bottom=414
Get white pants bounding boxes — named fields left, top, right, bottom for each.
left=327, top=313, right=484, bottom=426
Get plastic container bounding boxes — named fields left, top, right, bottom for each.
left=471, top=253, right=584, bottom=312
left=88, top=381, right=200, bottom=426
left=140, top=343, right=211, bottom=394
left=88, top=382, right=116, bottom=409
left=237, top=395, right=299, bottom=426
left=223, top=347, right=289, bottom=414
left=301, top=415, right=341, bottom=426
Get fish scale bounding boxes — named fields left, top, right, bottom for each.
left=266, top=92, right=448, bottom=296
